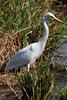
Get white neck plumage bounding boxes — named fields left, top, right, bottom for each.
left=39, top=20, right=49, bottom=50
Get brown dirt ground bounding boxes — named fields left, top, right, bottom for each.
left=0, top=33, right=23, bottom=100
left=0, top=73, right=22, bottom=100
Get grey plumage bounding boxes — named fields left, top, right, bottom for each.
left=5, top=12, right=61, bottom=72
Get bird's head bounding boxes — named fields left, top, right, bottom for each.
left=43, top=12, right=61, bottom=22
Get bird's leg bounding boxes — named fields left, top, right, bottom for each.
left=27, top=64, right=30, bottom=72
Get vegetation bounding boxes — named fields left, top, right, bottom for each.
left=0, top=0, right=66, bottom=36
left=0, top=0, right=67, bottom=100
left=56, top=87, right=67, bottom=100
left=18, top=60, right=54, bottom=100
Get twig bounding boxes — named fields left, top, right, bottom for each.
left=0, top=89, right=11, bottom=93
left=6, top=80, right=20, bottom=100
left=22, top=87, right=30, bottom=100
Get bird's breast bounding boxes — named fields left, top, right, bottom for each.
left=30, top=43, right=43, bottom=60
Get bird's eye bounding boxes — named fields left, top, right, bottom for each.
left=50, top=17, right=53, bottom=19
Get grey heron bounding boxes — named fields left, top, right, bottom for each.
left=5, top=12, right=61, bottom=72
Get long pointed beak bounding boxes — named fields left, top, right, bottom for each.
left=54, top=16, right=62, bottom=22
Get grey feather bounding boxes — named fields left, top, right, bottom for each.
left=5, top=45, right=32, bottom=71
left=5, top=12, right=60, bottom=72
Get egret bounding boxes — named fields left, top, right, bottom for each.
left=5, top=13, right=61, bottom=72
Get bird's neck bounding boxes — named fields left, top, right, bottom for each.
left=39, top=21, right=49, bottom=50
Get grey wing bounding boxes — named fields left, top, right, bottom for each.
left=5, top=49, right=30, bottom=71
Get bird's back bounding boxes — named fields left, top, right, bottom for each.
left=5, top=45, right=31, bottom=71
left=5, top=42, right=43, bottom=71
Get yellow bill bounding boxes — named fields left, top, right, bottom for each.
left=54, top=16, right=62, bottom=22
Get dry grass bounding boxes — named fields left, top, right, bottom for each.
left=0, top=73, right=22, bottom=100
left=0, top=0, right=67, bottom=100
left=0, top=33, right=22, bottom=71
